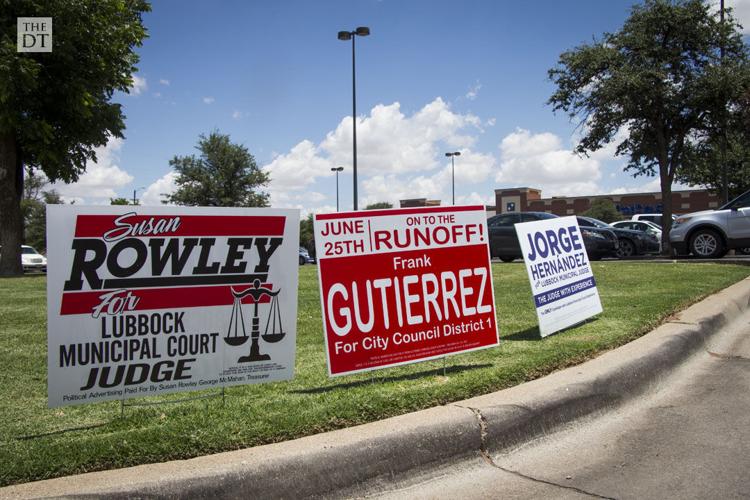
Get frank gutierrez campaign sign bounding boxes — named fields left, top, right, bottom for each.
left=314, top=206, right=498, bottom=376
left=46, top=206, right=299, bottom=407
left=515, top=216, right=602, bottom=337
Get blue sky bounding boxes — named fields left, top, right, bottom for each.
left=53, top=0, right=750, bottom=213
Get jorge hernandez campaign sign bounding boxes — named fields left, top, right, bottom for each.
left=314, top=206, right=498, bottom=376
left=515, top=216, right=602, bottom=337
left=46, top=206, right=299, bottom=407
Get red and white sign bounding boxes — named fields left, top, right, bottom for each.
left=314, top=206, right=498, bottom=376
left=47, top=206, right=299, bottom=407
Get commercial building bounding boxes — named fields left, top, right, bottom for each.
left=399, top=198, right=497, bottom=217
left=494, top=187, right=721, bottom=217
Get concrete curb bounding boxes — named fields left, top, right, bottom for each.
left=4, top=277, right=750, bottom=499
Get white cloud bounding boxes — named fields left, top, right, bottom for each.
left=319, top=98, right=482, bottom=175
left=264, top=140, right=334, bottom=194
left=456, top=191, right=495, bottom=206
left=232, top=110, right=242, bottom=119
left=306, top=191, right=327, bottom=203
left=159, top=78, right=170, bottom=86
left=141, top=172, right=178, bottom=206
left=610, top=178, right=695, bottom=195
left=361, top=174, right=443, bottom=208
left=433, top=149, right=495, bottom=187
left=52, top=137, right=134, bottom=202
left=465, top=81, right=482, bottom=100
left=129, top=75, right=147, bottom=96
left=203, top=96, right=215, bottom=104
left=495, top=128, right=602, bottom=197
left=153, top=92, right=161, bottom=98
left=262, top=98, right=493, bottom=210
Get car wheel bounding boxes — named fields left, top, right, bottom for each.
left=499, top=256, right=516, bottom=263
left=616, top=239, right=635, bottom=258
left=689, top=229, right=724, bottom=259
left=299, top=256, right=305, bottom=265
left=737, top=247, right=750, bottom=256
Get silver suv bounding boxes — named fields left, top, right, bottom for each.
left=669, top=189, right=750, bottom=258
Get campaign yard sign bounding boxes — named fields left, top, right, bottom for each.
left=515, top=216, right=602, bottom=337
left=47, top=206, right=299, bottom=407
left=314, top=206, right=498, bottom=376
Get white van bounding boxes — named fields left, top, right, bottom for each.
left=631, top=213, right=676, bottom=228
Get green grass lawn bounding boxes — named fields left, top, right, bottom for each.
left=1, top=262, right=748, bottom=486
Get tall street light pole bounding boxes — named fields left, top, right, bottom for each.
left=338, top=26, right=370, bottom=211
left=445, top=152, right=461, bottom=205
left=720, top=0, right=728, bottom=204
left=132, top=186, right=145, bottom=205
left=331, top=166, right=344, bottom=212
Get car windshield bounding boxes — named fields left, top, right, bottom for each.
left=535, top=212, right=557, bottom=220
left=21, top=247, right=38, bottom=255
left=581, top=217, right=610, bottom=229
left=720, top=189, right=750, bottom=210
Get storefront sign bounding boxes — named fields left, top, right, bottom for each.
left=515, top=216, right=602, bottom=337
left=314, top=206, right=498, bottom=376
left=47, top=206, right=299, bottom=407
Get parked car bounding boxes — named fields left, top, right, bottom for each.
left=487, top=212, right=618, bottom=262
left=21, top=245, right=47, bottom=272
left=577, top=216, right=658, bottom=257
left=299, top=247, right=314, bottom=265
left=669, top=189, right=750, bottom=258
left=611, top=219, right=663, bottom=253
left=631, top=213, right=676, bottom=228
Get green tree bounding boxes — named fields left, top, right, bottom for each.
left=110, top=197, right=138, bottom=205
left=583, top=198, right=622, bottom=223
left=24, top=190, right=62, bottom=253
left=0, top=0, right=149, bottom=275
left=165, top=132, right=270, bottom=207
left=548, top=0, right=749, bottom=254
left=20, top=169, right=47, bottom=236
left=299, top=213, right=314, bottom=248
left=679, top=130, right=750, bottom=200
left=364, top=202, right=393, bottom=210
left=678, top=98, right=750, bottom=199
left=19, top=167, right=62, bottom=252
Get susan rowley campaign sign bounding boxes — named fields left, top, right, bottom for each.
left=314, top=206, right=498, bottom=376
left=515, top=216, right=602, bottom=337
left=46, top=206, right=299, bottom=407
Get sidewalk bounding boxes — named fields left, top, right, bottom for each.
left=3, top=277, right=749, bottom=499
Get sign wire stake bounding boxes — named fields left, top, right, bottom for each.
left=442, top=356, right=447, bottom=377
left=120, top=398, right=125, bottom=418
left=222, top=386, right=226, bottom=407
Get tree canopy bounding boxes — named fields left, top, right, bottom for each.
left=20, top=168, right=61, bottom=253
left=677, top=95, right=750, bottom=198
left=165, top=132, right=270, bottom=207
left=364, top=202, right=393, bottom=210
left=110, top=197, right=138, bottom=205
left=0, top=0, right=150, bottom=274
left=548, top=0, right=750, bottom=253
left=583, top=198, right=622, bottom=223
left=299, top=213, right=314, bottom=248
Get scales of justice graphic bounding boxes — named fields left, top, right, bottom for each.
left=224, top=279, right=285, bottom=363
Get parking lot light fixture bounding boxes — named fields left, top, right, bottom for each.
left=338, top=26, right=370, bottom=210
left=331, top=167, right=344, bottom=212
left=445, top=152, right=461, bottom=205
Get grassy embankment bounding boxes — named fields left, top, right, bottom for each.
left=1, top=262, right=748, bottom=486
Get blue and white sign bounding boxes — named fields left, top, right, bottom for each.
left=515, top=216, right=602, bottom=337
